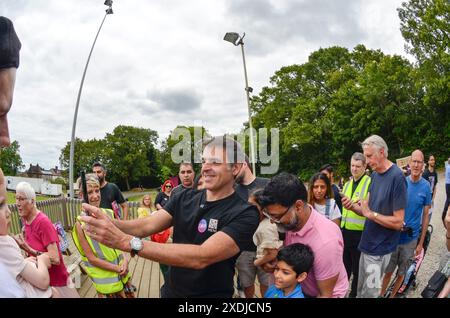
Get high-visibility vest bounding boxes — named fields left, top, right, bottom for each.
left=72, top=208, right=131, bottom=295
left=340, top=175, right=371, bottom=231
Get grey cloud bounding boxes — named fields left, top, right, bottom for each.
left=147, top=89, right=203, bottom=113
left=225, top=0, right=367, bottom=55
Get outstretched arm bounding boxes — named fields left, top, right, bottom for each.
left=75, top=222, right=125, bottom=274
left=80, top=204, right=240, bottom=269
left=113, top=208, right=173, bottom=238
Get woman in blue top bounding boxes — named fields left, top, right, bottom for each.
left=264, top=243, right=314, bottom=298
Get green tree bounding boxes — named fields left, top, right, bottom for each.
left=160, top=126, right=209, bottom=176
left=59, top=138, right=107, bottom=183
left=251, top=45, right=423, bottom=179
left=398, top=0, right=450, bottom=164
left=104, top=125, right=159, bottom=190
left=0, top=140, right=24, bottom=175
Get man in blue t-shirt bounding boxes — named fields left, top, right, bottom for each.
left=341, top=135, right=407, bottom=298
left=380, top=150, right=431, bottom=298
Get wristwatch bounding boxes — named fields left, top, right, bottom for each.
left=373, top=212, right=378, bottom=219
left=129, top=237, right=143, bottom=257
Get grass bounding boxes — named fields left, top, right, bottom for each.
left=126, top=190, right=158, bottom=203
left=6, top=191, right=54, bottom=204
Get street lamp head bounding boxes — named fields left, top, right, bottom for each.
left=104, top=0, right=113, bottom=14
left=223, top=32, right=241, bottom=46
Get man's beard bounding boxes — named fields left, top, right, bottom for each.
left=276, top=212, right=299, bottom=233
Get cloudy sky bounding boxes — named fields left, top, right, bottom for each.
left=2, top=0, right=409, bottom=170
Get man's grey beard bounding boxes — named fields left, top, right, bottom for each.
left=276, top=212, right=299, bottom=233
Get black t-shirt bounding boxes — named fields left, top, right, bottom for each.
left=332, top=184, right=343, bottom=213
left=100, top=183, right=125, bottom=210
left=235, top=177, right=270, bottom=252
left=169, top=184, right=192, bottom=200
left=162, top=189, right=259, bottom=298
left=422, top=169, right=438, bottom=194
left=235, top=177, right=270, bottom=202
left=155, top=191, right=170, bottom=208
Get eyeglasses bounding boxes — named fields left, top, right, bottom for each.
left=262, top=204, right=294, bottom=224
left=411, top=160, right=423, bottom=165
left=165, top=185, right=172, bottom=188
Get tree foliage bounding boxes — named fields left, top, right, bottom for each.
left=159, top=126, right=210, bottom=176
left=251, top=40, right=447, bottom=179
left=60, top=126, right=161, bottom=189
left=0, top=140, right=24, bottom=176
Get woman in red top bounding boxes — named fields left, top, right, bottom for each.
left=14, top=182, right=79, bottom=298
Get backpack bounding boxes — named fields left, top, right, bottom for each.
left=54, top=221, right=69, bottom=254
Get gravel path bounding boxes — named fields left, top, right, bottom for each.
left=407, top=170, right=448, bottom=298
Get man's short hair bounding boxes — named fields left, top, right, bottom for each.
left=202, top=135, right=246, bottom=164
left=76, top=173, right=99, bottom=194
left=351, top=152, right=366, bottom=164
left=277, top=243, right=314, bottom=277
left=361, top=135, right=389, bottom=157
left=319, top=164, right=333, bottom=174
left=0, top=17, right=21, bottom=69
left=257, top=172, right=308, bottom=208
left=179, top=162, right=194, bottom=171
left=92, top=162, right=106, bottom=171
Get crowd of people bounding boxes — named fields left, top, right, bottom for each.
left=1, top=16, right=449, bottom=299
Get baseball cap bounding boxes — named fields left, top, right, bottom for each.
left=0, top=16, right=21, bottom=69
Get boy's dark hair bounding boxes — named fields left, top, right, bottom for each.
left=257, top=172, right=307, bottom=208
left=92, top=162, right=106, bottom=171
left=277, top=243, right=314, bottom=276
left=319, top=164, right=333, bottom=173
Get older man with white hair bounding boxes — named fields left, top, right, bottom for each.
left=341, top=135, right=407, bottom=298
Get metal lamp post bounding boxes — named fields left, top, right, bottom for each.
left=223, top=32, right=256, bottom=175
left=69, top=1, right=113, bottom=198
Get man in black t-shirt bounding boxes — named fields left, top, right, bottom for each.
left=234, top=156, right=270, bottom=298
left=92, top=162, right=128, bottom=220
left=80, top=136, right=259, bottom=297
left=170, top=162, right=195, bottom=199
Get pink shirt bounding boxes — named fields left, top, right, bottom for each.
left=24, top=212, right=69, bottom=287
left=284, top=206, right=348, bottom=298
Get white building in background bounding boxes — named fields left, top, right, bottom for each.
left=6, top=176, right=62, bottom=196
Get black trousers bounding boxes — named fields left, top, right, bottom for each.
left=342, top=228, right=362, bottom=297
left=443, top=184, right=450, bottom=227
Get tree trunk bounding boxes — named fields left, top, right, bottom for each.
left=125, top=177, right=130, bottom=191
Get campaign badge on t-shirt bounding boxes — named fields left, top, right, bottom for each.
left=198, top=219, right=207, bottom=233
left=208, top=219, right=218, bottom=233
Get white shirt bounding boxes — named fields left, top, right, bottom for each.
left=314, top=199, right=342, bottom=221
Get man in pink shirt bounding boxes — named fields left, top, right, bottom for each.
left=258, top=172, right=349, bottom=297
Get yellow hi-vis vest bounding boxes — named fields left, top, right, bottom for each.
left=72, top=208, right=131, bottom=295
left=340, top=175, right=371, bottom=231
